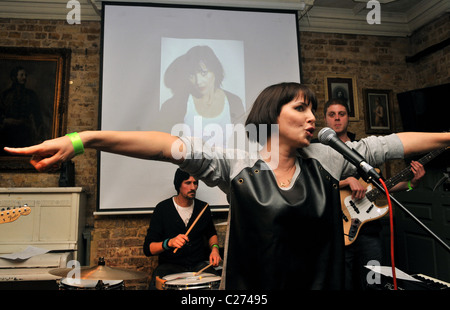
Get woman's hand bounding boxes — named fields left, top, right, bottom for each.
left=4, top=130, right=185, bottom=171
left=4, top=136, right=75, bottom=172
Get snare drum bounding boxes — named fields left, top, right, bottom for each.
left=59, top=278, right=124, bottom=290
left=158, top=272, right=221, bottom=290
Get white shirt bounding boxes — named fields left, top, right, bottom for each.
left=172, top=197, right=194, bottom=227
left=183, top=94, right=233, bottom=148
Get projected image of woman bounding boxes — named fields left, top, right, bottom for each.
left=159, top=45, right=244, bottom=148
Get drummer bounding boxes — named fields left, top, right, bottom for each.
left=143, top=168, right=221, bottom=289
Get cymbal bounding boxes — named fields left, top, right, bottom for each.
left=49, top=259, right=148, bottom=280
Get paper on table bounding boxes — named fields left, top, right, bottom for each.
left=0, top=246, right=49, bottom=260
left=364, top=265, right=422, bottom=282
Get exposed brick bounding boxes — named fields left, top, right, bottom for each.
left=0, top=13, right=448, bottom=290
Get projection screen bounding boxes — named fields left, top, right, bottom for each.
left=98, top=2, right=302, bottom=212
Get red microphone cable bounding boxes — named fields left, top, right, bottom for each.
left=379, top=178, right=397, bottom=290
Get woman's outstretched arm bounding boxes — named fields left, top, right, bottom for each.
left=4, top=131, right=184, bottom=172
left=396, top=132, right=450, bottom=157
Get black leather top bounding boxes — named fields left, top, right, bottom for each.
left=225, top=157, right=345, bottom=290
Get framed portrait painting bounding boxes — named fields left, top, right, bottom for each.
left=0, top=47, right=71, bottom=170
left=325, top=75, right=359, bottom=121
left=363, top=89, right=393, bottom=134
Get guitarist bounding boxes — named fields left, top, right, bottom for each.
left=322, top=98, right=426, bottom=290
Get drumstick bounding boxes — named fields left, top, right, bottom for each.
left=173, top=203, right=209, bottom=253
left=194, top=263, right=213, bottom=276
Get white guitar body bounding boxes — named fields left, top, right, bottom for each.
left=341, top=184, right=389, bottom=245
left=341, top=146, right=448, bottom=246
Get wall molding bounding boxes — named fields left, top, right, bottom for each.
left=0, top=0, right=448, bottom=37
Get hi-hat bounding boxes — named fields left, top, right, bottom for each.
left=49, top=257, right=148, bottom=280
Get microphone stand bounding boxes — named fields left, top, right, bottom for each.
left=361, top=171, right=450, bottom=253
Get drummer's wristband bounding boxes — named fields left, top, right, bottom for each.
left=163, top=239, right=171, bottom=250
left=211, top=244, right=219, bottom=250
left=66, top=132, right=84, bottom=156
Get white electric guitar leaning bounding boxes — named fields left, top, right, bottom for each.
left=341, top=147, right=448, bottom=246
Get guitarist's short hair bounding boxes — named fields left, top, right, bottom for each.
left=323, top=98, right=350, bottom=116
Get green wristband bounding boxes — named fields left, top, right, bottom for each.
left=211, top=244, right=219, bottom=250
left=66, top=132, right=85, bottom=155
left=407, top=180, right=413, bottom=191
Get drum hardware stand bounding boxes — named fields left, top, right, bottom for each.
left=94, top=258, right=106, bottom=289
left=97, top=256, right=106, bottom=266
left=95, top=280, right=107, bottom=290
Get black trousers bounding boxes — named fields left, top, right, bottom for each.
left=344, top=233, right=383, bottom=290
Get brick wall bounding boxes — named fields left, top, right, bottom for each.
left=300, top=32, right=413, bottom=138
left=0, top=19, right=100, bottom=228
left=0, top=13, right=448, bottom=289
left=408, top=14, right=450, bottom=88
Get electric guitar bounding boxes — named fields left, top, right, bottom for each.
left=341, top=147, right=448, bottom=246
left=0, top=204, right=31, bottom=224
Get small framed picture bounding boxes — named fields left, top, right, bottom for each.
left=0, top=47, right=71, bottom=170
left=325, top=75, right=359, bottom=121
left=363, top=89, right=393, bottom=134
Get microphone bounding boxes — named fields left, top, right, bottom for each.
left=318, top=127, right=382, bottom=181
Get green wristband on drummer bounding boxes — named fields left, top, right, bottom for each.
left=66, top=132, right=85, bottom=155
left=211, top=244, right=219, bottom=250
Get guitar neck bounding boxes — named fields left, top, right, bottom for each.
left=366, top=147, right=448, bottom=201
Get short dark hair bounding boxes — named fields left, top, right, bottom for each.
left=245, top=82, right=317, bottom=143
left=323, top=98, right=349, bottom=116
left=173, top=168, right=192, bottom=194
left=185, top=45, right=224, bottom=88
left=164, top=45, right=224, bottom=92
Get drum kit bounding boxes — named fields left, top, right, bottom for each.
left=49, top=257, right=148, bottom=290
left=49, top=257, right=222, bottom=290
left=156, top=272, right=221, bottom=290
left=49, top=201, right=223, bottom=290
left=156, top=262, right=222, bottom=290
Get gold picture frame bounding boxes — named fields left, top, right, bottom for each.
left=0, top=47, right=71, bottom=170
left=363, top=88, right=394, bottom=134
left=325, top=75, right=359, bottom=121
